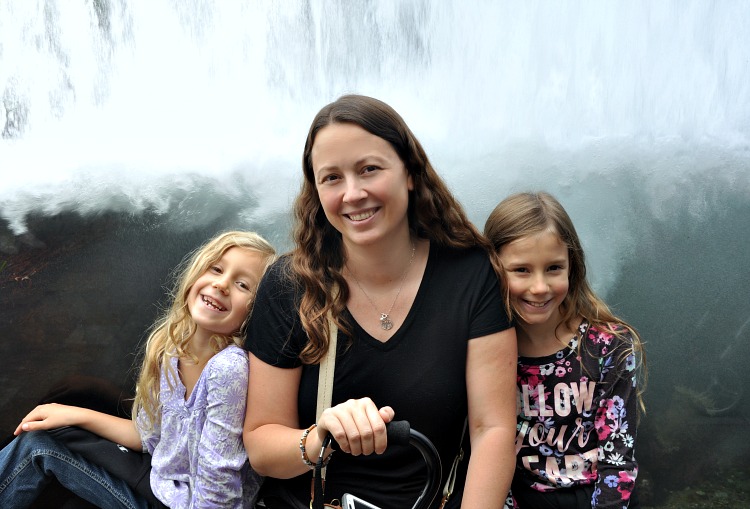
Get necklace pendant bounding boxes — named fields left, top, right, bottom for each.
left=380, top=313, right=394, bottom=330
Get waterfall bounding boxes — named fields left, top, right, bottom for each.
left=1, top=1, right=749, bottom=505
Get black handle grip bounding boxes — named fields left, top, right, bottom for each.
left=328, top=420, right=411, bottom=451
left=386, top=420, right=411, bottom=447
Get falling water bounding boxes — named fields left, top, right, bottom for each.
left=1, top=1, right=749, bottom=505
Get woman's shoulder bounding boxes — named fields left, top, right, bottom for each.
left=262, top=254, right=293, bottom=282
left=258, top=254, right=302, bottom=297
left=428, top=245, right=496, bottom=288
left=432, top=243, right=491, bottom=267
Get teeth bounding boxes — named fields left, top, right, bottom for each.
left=348, top=210, right=374, bottom=221
left=202, top=295, right=226, bottom=311
left=526, top=300, right=547, bottom=308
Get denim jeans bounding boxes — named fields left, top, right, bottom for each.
left=0, top=430, right=150, bottom=509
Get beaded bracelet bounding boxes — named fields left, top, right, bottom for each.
left=299, top=423, right=333, bottom=469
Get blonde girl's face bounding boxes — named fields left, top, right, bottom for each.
left=498, top=230, right=570, bottom=329
left=186, top=247, right=266, bottom=337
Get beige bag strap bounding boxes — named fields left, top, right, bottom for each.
left=314, top=290, right=339, bottom=484
left=316, top=310, right=338, bottom=421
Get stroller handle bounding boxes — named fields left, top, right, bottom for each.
left=326, top=420, right=443, bottom=509
left=402, top=424, right=442, bottom=509
left=384, top=419, right=411, bottom=447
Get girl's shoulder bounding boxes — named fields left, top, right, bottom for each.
left=205, top=345, right=249, bottom=376
left=584, top=321, right=635, bottom=344
left=580, top=320, right=636, bottom=362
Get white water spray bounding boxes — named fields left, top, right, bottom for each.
left=1, top=0, right=749, bottom=291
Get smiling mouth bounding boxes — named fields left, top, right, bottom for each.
left=523, top=299, right=550, bottom=308
left=202, top=295, right=227, bottom=311
left=346, top=209, right=376, bottom=221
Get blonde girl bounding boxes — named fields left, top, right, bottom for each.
left=484, top=192, right=645, bottom=508
left=0, top=231, right=275, bottom=509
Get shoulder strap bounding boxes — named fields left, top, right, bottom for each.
left=316, top=310, right=338, bottom=421
left=439, top=417, right=467, bottom=509
left=313, top=295, right=339, bottom=502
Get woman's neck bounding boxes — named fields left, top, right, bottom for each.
left=344, top=234, right=418, bottom=285
left=343, top=236, right=428, bottom=341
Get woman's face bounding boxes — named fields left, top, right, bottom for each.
left=311, top=123, right=413, bottom=248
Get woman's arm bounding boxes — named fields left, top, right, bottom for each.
left=243, top=353, right=310, bottom=478
left=243, top=353, right=394, bottom=478
left=15, top=403, right=143, bottom=451
left=461, top=327, right=518, bottom=508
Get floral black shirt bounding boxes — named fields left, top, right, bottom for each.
left=508, top=321, right=639, bottom=508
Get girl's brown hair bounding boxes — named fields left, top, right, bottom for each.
left=484, top=192, right=646, bottom=413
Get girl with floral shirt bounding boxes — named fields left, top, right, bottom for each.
left=484, top=192, right=645, bottom=508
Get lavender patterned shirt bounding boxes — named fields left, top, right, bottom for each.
left=138, top=345, right=261, bottom=508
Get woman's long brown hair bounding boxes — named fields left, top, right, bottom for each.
left=291, top=94, right=491, bottom=364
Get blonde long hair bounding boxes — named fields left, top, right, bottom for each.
left=292, top=94, right=491, bottom=364
left=484, top=192, right=647, bottom=413
left=132, top=231, right=276, bottom=429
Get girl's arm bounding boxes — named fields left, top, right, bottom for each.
left=193, top=349, right=257, bottom=506
left=15, top=403, right=142, bottom=451
left=461, top=327, right=518, bottom=508
left=592, top=333, right=640, bottom=508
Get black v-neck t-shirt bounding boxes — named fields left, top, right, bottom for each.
left=247, top=243, right=511, bottom=509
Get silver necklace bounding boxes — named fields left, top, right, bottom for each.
left=349, top=242, right=416, bottom=331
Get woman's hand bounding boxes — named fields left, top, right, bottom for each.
left=14, top=403, right=83, bottom=435
left=317, top=398, right=394, bottom=456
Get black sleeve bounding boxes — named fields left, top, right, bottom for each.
left=245, top=256, right=305, bottom=368
left=468, top=248, right=512, bottom=339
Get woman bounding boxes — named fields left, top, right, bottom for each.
left=243, top=95, right=517, bottom=508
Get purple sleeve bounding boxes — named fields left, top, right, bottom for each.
left=193, top=348, right=251, bottom=508
left=136, top=394, right=160, bottom=455
left=590, top=330, right=639, bottom=508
